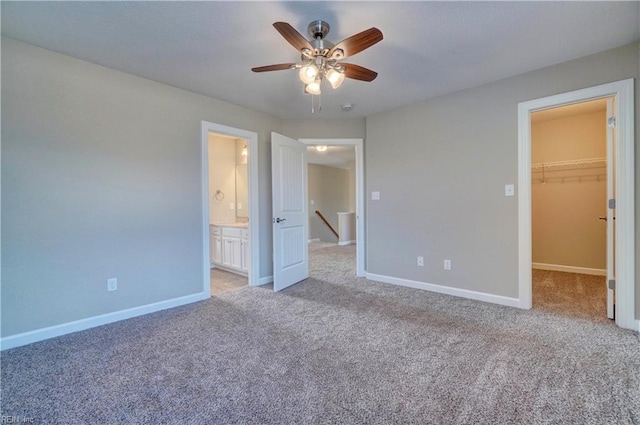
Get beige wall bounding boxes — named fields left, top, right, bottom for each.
left=308, top=164, right=352, bottom=242
left=365, top=42, right=638, bottom=319
left=531, top=110, right=607, bottom=270
left=1, top=38, right=282, bottom=337
left=282, top=118, right=365, bottom=140
left=347, top=160, right=357, bottom=213
left=208, top=134, right=236, bottom=223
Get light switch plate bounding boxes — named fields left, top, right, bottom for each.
left=371, top=191, right=380, bottom=201
left=505, top=184, right=515, bottom=197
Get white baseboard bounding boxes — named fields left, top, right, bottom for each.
left=0, top=292, right=209, bottom=351
left=308, top=238, right=320, bottom=243
left=365, top=273, right=520, bottom=308
left=258, top=275, right=273, bottom=285
left=338, top=240, right=355, bottom=246
left=532, top=262, right=606, bottom=276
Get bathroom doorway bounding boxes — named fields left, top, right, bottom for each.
left=201, top=121, right=259, bottom=296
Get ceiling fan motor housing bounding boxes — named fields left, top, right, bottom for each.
left=308, top=20, right=330, bottom=39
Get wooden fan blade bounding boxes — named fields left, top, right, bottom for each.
left=273, top=22, right=313, bottom=52
left=328, top=27, right=383, bottom=59
left=342, top=63, right=378, bottom=82
left=252, top=63, right=296, bottom=72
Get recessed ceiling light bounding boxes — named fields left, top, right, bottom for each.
left=315, top=145, right=328, bottom=152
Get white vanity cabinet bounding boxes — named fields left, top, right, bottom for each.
left=210, top=225, right=248, bottom=276
left=210, top=226, right=222, bottom=264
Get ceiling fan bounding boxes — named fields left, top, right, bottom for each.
left=252, top=20, right=383, bottom=96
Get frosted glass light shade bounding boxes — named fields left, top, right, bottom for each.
left=326, top=68, right=345, bottom=89
left=299, top=65, right=318, bottom=84
left=305, top=81, right=321, bottom=95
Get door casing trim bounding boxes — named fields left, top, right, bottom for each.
left=201, top=121, right=259, bottom=292
left=299, top=138, right=366, bottom=277
left=517, top=79, right=636, bottom=330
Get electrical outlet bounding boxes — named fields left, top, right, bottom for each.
left=443, top=260, right=452, bottom=270
left=107, top=278, right=118, bottom=292
left=417, top=256, right=424, bottom=267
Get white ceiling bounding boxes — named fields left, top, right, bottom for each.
left=307, top=145, right=355, bottom=169
left=2, top=2, right=638, bottom=120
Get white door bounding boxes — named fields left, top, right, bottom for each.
left=271, top=132, right=309, bottom=291
left=605, top=98, right=616, bottom=319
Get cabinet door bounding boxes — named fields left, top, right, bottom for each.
left=229, top=238, right=242, bottom=270
left=240, top=239, right=249, bottom=272
left=211, top=235, right=222, bottom=264
left=222, top=237, right=233, bottom=268
left=222, top=237, right=242, bottom=270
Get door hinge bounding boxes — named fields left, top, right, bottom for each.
left=608, top=117, right=616, bottom=128
left=608, top=199, right=616, bottom=209
left=608, top=279, right=615, bottom=290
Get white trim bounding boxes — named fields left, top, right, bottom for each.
left=366, top=273, right=520, bottom=308
left=517, top=79, right=635, bottom=329
left=201, top=122, right=260, bottom=289
left=532, top=263, right=606, bottom=276
left=258, top=275, right=274, bottom=285
left=338, top=240, right=356, bottom=246
left=308, top=238, right=321, bottom=243
left=299, top=138, right=366, bottom=277
left=1, top=292, right=209, bottom=350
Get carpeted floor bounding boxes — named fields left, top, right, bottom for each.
left=532, top=268, right=608, bottom=323
left=2, top=244, right=639, bottom=424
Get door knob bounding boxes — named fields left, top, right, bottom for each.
left=276, top=217, right=287, bottom=223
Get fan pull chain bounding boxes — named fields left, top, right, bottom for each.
left=311, top=92, right=322, bottom=114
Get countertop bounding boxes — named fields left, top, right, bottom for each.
left=210, top=222, right=248, bottom=229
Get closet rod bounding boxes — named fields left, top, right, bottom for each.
left=531, top=157, right=606, bottom=172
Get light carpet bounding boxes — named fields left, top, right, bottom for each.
left=2, top=244, right=639, bottom=424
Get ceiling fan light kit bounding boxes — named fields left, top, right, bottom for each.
left=252, top=20, right=383, bottom=110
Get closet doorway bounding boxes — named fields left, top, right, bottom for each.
left=517, top=79, right=635, bottom=330
left=530, top=98, right=611, bottom=320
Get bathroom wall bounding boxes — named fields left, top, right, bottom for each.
left=234, top=139, right=248, bottom=220
left=208, top=134, right=237, bottom=224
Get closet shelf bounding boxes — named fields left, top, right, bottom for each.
left=531, top=157, right=606, bottom=172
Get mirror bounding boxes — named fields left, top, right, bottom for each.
left=235, top=164, right=248, bottom=218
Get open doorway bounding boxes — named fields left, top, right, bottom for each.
left=208, top=133, right=250, bottom=294
left=300, top=138, right=365, bottom=278
left=517, top=79, right=636, bottom=330
left=530, top=98, right=610, bottom=321
left=201, top=121, right=259, bottom=297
